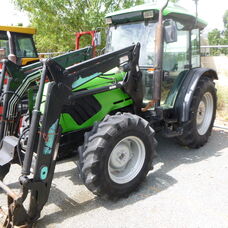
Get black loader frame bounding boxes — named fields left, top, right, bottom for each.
left=0, top=47, right=92, bottom=142
left=0, top=44, right=141, bottom=227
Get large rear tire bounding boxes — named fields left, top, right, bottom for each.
left=78, top=113, right=156, bottom=198
left=176, top=77, right=217, bottom=148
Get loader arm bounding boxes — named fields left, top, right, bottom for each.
left=0, top=47, right=92, bottom=141
left=0, top=43, right=141, bottom=227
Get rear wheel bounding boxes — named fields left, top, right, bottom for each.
left=176, top=77, right=217, bottom=148
left=78, top=113, right=156, bottom=198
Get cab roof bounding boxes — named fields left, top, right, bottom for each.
left=0, top=26, right=36, bottom=34
left=106, top=2, right=207, bottom=30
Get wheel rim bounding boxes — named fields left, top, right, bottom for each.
left=196, top=92, right=214, bottom=135
left=108, top=136, right=146, bottom=184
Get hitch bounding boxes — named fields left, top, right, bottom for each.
left=0, top=180, right=29, bottom=228
left=3, top=195, right=29, bottom=228
left=0, top=178, right=46, bottom=228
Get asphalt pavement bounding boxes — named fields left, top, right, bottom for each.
left=1, top=128, right=228, bottom=228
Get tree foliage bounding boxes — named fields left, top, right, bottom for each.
left=208, top=9, right=228, bottom=56
left=14, top=0, right=143, bottom=52
left=144, top=0, right=179, bottom=3
left=208, top=29, right=223, bottom=55
left=223, top=10, right=228, bottom=27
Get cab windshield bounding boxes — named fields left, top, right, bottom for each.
left=106, top=21, right=156, bottom=66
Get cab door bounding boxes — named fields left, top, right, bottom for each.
left=161, top=27, right=190, bottom=106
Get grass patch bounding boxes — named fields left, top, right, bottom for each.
left=216, top=84, right=228, bottom=122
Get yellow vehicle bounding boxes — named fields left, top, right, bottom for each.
left=0, top=25, right=39, bottom=66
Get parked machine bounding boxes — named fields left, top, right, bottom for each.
left=0, top=1, right=217, bottom=227
left=75, top=30, right=101, bottom=57
left=0, top=26, right=39, bottom=67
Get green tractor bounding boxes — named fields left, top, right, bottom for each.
left=0, top=1, right=217, bottom=227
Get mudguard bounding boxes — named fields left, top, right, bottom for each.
left=174, top=67, right=218, bottom=122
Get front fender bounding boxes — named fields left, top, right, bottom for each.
left=174, top=67, right=218, bottom=122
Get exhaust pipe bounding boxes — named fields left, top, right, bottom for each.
left=142, top=0, right=169, bottom=112
left=153, top=0, right=169, bottom=102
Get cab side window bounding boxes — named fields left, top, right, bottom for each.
left=0, top=31, right=9, bottom=59
left=163, top=26, right=189, bottom=76
left=191, top=29, right=200, bottom=68
left=161, top=21, right=192, bottom=105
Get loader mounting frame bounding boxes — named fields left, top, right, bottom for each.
left=0, top=43, right=141, bottom=227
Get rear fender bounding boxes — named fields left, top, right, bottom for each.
left=174, top=68, right=218, bottom=122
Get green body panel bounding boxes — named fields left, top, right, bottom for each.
left=106, top=2, right=207, bottom=29
left=41, top=71, right=133, bottom=133
left=60, top=88, right=132, bottom=133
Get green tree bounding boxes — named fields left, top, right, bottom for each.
left=208, top=9, right=228, bottom=56
left=223, top=10, right=228, bottom=28
left=223, top=10, right=228, bottom=54
left=208, top=29, right=222, bottom=55
left=144, top=0, right=179, bottom=3
left=14, top=0, right=143, bottom=52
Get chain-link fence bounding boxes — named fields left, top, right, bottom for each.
left=201, top=45, right=228, bottom=57
left=201, top=45, right=228, bottom=76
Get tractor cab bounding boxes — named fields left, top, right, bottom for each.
left=0, top=26, right=39, bottom=67
left=105, top=2, right=207, bottom=107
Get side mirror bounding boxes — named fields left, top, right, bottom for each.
left=94, top=32, right=101, bottom=46
left=164, top=19, right=177, bottom=43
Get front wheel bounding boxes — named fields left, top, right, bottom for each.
left=78, top=113, right=156, bottom=198
left=176, top=77, right=217, bottom=148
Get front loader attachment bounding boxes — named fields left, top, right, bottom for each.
left=0, top=44, right=141, bottom=227
left=0, top=62, right=64, bottom=227
left=0, top=47, right=93, bottom=142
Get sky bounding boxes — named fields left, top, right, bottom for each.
left=1, top=0, right=29, bottom=26
left=178, top=0, right=228, bottom=32
left=0, top=0, right=228, bottom=33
